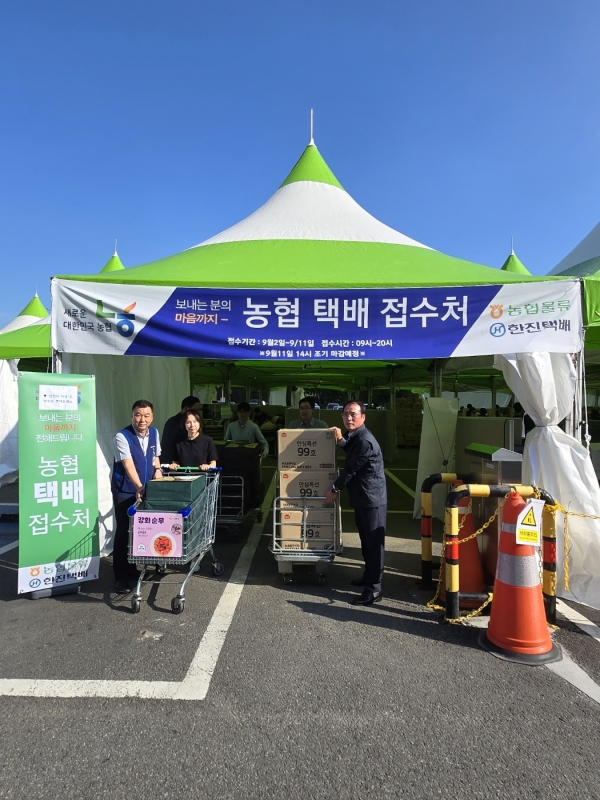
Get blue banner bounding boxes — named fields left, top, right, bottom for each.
left=125, top=286, right=500, bottom=360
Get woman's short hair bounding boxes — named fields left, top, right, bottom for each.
left=181, top=409, right=203, bottom=429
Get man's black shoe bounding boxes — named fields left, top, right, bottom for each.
left=350, top=578, right=366, bottom=587
left=352, top=591, right=382, bottom=606
left=114, top=580, right=131, bottom=594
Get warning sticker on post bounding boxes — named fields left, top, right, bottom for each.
left=516, top=498, right=545, bottom=546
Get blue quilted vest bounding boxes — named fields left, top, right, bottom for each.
left=111, top=424, right=158, bottom=497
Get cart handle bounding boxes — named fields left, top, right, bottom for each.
left=127, top=498, right=143, bottom=517
left=159, top=465, right=222, bottom=473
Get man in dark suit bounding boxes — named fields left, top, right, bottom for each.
left=326, top=401, right=387, bottom=606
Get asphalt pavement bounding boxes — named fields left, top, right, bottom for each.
left=1, top=459, right=600, bottom=800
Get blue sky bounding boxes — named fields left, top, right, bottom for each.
left=1, top=0, right=599, bottom=325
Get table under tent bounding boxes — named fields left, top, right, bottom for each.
left=48, top=140, right=600, bottom=608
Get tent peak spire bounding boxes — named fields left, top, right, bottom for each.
left=100, top=249, right=125, bottom=274
left=511, top=236, right=515, bottom=255
left=309, top=108, right=315, bottom=146
left=501, top=248, right=531, bottom=275
left=280, top=141, right=343, bottom=190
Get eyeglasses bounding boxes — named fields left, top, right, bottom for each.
left=341, top=411, right=362, bottom=418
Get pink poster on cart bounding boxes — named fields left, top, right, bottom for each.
left=132, top=512, right=183, bottom=558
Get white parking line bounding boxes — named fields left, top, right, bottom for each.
left=384, top=469, right=416, bottom=499
left=557, top=599, right=600, bottom=644
left=0, top=541, right=18, bottom=556
left=0, top=475, right=275, bottom=701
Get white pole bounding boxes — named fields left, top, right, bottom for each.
left=309, top=109, right=314, bottom=145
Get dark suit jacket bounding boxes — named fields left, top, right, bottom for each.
left=161, top=413, right=186, bottom=463
left=333, top=424, right=387, bottom=509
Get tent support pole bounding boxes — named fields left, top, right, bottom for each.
left=52, top=349, right=62, bottom=375
left=224, top=365, right=231, bottom=406
left=574, top=352, right=583, bottom=441
left=390, top=370, right=397, bottom=461
left=430, top=359, right=439, bottom=398
left=491, top=376, right=496, bottom=416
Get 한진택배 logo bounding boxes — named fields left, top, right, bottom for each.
left=490, top=322, right=506, bottom=337
left=96, top=301, right=137, bottom=338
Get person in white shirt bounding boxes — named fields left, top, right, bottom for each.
left=287, top=397, right=328, bottom=429
left=225, top=402, right=269, bottom=457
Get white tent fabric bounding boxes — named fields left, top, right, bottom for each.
left=62, top=354, right=190, bottom=555
left=193, top=181, right=432, bottom=249
left=0, top=359, right=19, bottom=487
left=549, top=220, right=600, bottom=274
left=1, top=315, right=43, bottom=334
left=496, top=352, right=600, bottom=609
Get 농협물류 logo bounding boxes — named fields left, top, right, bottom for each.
left=96, top=300, right=137, bottom=338
left=490, top=304, right=503, bottom=319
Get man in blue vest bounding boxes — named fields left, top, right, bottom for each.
left=111, top=399, right=162, bottom=593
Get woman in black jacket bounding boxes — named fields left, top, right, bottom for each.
left=169, top=410, right=217, bottom=471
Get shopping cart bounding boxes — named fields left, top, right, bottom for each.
left=270, top=495, right=343, bottom=585
left=216, top=475, right=245, bottom=536
left=127, top=467, right=224, bottom=614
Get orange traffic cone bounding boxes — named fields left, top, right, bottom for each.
left=440, top=489, right=485, bottom=609
left=479, top=492, right=561, bottom=665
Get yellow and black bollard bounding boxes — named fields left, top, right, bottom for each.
left=542, top=505, right=557, bottom=625
left=420, top=473, right=458, bottom=588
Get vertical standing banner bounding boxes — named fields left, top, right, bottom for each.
left=18, top=373, right=99, bottom=594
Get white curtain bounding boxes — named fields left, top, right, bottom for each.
left=62, top=354, right=190, bottom=555
left=413, top=397, right=458, bottom=520
left=496, top=352, right=600, bottom=609
left=0, top=359, right=19, bottom=487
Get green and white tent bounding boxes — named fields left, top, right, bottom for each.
left=43, top=139, right=600, bottom=607
left=52, top=142, right=580, bottom=372
left=0, top=294, right=49, bottom=486
left=0, top=251, right=126, bottom=361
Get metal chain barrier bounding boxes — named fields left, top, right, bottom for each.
left=426, top=482, right=600, bottom=624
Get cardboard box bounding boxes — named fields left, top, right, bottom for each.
left=279, top=470, right=338, bottom=508
left=279, top=509, right=336, bottom=550
left=277, top=429, right=337, bottom=471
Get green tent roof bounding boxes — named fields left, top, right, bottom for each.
left=54, top=142, right=559, bottom=289
left=56, top=240, right=557, bottom=289
left=0, top=320, right=51, bottom=359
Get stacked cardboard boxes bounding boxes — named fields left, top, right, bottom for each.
left=396, top=394, right=424, bottom=447
left=277, top=429, right=339, bottom=550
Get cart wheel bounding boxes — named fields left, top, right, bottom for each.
left=171, top=596, right=185, bottom=615
left=317, top=574, right=326, bottom=586
left=283, top=574, right=292, bottom=585
left=131, top=597, right=141, bottom=613
left=156, top=565, right=166, bottom=575
left=212, top=562, right=225, bottom=577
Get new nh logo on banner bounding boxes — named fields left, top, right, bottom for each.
left=96, top=301, right=137, bottom=338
